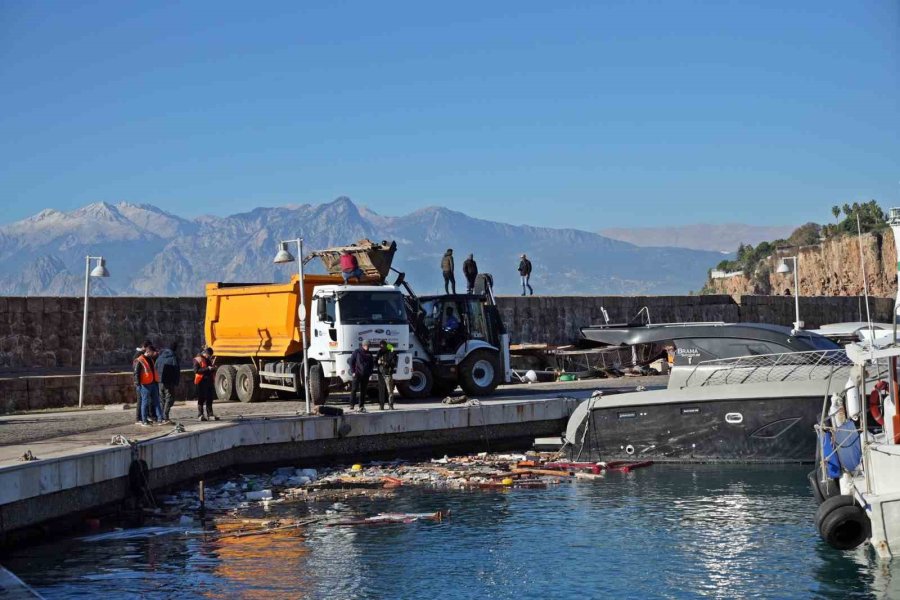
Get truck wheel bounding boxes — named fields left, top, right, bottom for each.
left=235, top=364, right=261, bottom=403
left=459, top=349, right=501, bottom=396
left=215, top=365, right=238, bottom=402
left=308, top=363, right=328, bottom=406
left=396, top=360, right=433, bottom=399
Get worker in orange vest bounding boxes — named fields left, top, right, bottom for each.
left=133, top=344, right=163, bottom=426
left=193, top=347, right=219, bottom=421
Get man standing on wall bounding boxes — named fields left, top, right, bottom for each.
left=134, top=344, right=163, bottom=426
left=194, top=347, right=218, bottom=421
left=463, top=253, right=478, bottom=294
left=349, top=340, right=375, bottom=412
left=518, top=253, right=534, bottom=296
left=156, top=340, right=181, bottom=424
left=441, top=248, right=456, bottom=294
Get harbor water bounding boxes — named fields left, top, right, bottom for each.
left=5, top=463, right=899, bottom=599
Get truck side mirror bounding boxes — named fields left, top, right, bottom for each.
left=317, top=298, right=331, bottom=323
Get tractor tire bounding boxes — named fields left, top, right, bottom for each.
left=214, top=365, right=238, bottom=402
left=308, top=363, right=329, bottom=406
left=396, top=360, right=433, bottom=399
left=459, top=349, right=501, bottom=396
left=235, top=364, right=261, bottom=403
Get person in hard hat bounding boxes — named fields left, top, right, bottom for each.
left=517, top=253, right=533, bottom=296
left=375, top=340, right=398, bottom=410
left=349, top=340, right=375, bottom=412
left=134, top=344, right=163, bottom=426
left=193, top=347, right=218, bottom=421
left=441, top=249, right=456, bottom=294
left=463, top=253, right=478, bottom=294
left=340, top=251, right=365, bottom=284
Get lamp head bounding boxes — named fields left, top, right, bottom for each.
left=89, top=257, right=109, bottom=278
left=273, top=242, right=295, bottom=264
left=776, top=260, right=791, bottom=274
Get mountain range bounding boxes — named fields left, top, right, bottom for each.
left=0, top=198, right=727, bottom=296
left=599, top=223, right=796, bottom=253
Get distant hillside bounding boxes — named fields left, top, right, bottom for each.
left=0, top=197, right=725, bottom=296
left=599, top=223, right=795, bottom=253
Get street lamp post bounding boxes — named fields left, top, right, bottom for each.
left=79, top=256, right=110, bottom=408
left=776, top=256, right=802, bottom=332
left=273, top=239, right=311, bottom=415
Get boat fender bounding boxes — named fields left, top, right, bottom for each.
left=869, top=381, right=887, bottom=426
left=845, top=377, right=862, bottom=421
left=815, top=494, right=870, bottom=551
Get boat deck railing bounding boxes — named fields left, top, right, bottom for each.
left=681, top=349, right=852, bottom=388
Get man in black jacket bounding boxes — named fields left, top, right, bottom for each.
left=155, top=341, right=180, bottom=424
left=518, top=254, right=534, bottom=296
left=462, top=254, right=478, bottom=294
left=349, top=340, right=375, bottom=412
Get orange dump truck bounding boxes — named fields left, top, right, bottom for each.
left=204, top=272, right=414, bottom=405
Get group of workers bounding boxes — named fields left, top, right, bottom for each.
left=347, top=339, right=398, bottom=412
left=339, top=248, right=535, bottom=297
left=441, top=249, right=534, bottom=296
left=131, top=341, right=218, bottom=426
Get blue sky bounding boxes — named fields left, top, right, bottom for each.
left=0, top=1, right=898, bottom=229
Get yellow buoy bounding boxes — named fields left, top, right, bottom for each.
left=351, top=464, right=363, bottom=472
left=501, top=477, right=514, bottom=486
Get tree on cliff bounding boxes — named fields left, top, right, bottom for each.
left=839, top=200, right=886, bottom=235
left=787, top=223, right=822, bottom=247
left=831, top=206, right=841, bottom=223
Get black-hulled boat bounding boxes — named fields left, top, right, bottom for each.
left=565, top=322, right=849, bottom=463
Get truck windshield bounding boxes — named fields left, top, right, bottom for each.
left=338, top=291, right=407, bottom=325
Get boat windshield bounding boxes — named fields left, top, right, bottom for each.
left=795, top=333, right=841, bottom=351
left=338, top=291, right=407, bottom=325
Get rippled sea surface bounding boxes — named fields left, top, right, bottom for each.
left=6, top=464, right=900, bottom=599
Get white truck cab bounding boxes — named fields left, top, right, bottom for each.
left=308, top=284, right=413, bottom=384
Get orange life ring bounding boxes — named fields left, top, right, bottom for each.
left=869, top=381, right=887, bottom=426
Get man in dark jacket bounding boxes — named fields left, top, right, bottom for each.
left=441, top=249, right=456, bottom=294
left=134, top=344, right=163, bottom=426
left=348, top=340, right=375, bottom=412
left=375, top=340, right=398, bottom=410
left=194, top=347, right=218, bottom=421
left=155, top=341, right=180, bottom=423
left=518, top=253, right=534, bottom=296
left=462, top=254, right=478, bottom=294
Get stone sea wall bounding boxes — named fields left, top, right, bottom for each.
left=0, top=293, right=894, bottom=413
left=0, top=294, right=895, bottom=372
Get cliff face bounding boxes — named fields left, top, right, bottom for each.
left=706, top=229, right=898, bottom=298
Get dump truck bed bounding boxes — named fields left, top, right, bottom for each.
left=205, top=274, right=343, bottom=358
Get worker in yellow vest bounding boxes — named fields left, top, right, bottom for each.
left=193, top=347, right=218, bottom=421
left=133, top=345, right=163, bottom=426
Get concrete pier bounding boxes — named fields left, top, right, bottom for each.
left=0, top=378, right=657, bottom=549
